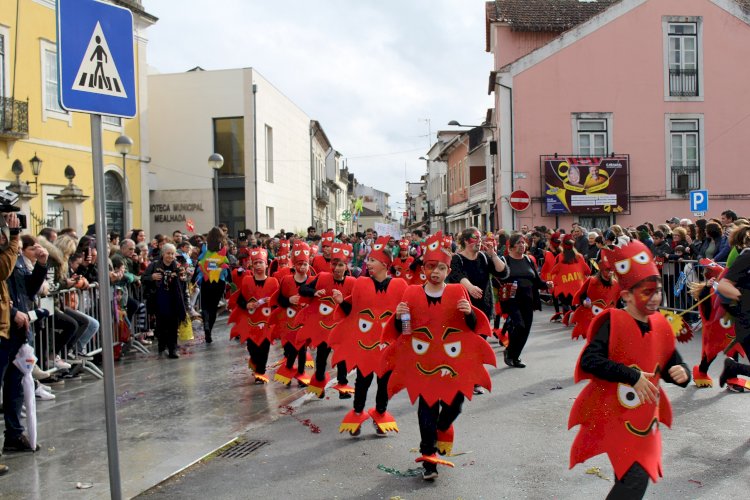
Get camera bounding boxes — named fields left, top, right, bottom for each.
left=0, top=189, right=23, bottom=229
left=17, top=213, right=27, bottom=230
left=163, top=270, right=174, bottom=282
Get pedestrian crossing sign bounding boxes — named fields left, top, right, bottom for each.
left=57, top=0, right=136, bottom=117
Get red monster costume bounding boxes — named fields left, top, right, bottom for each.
left=384, top=284, right=495, bottom=406
left=392, top=240, right=414, bottom=281
left=540, top=232, right=562, bottom=282
left=550, top=236, right=591, bottom=298
left=329, top=235, right=408, bottom=435
left=227, top=249, right=279, bottom=343
left=270, top=239, right=291, bottom=279
left=570, top=248, right=620, bottom=340
left=569, top=309, right=675, bottom=482
left=272, top=242, right=315, bottom=385
left=410, top=240, right=429, bottom=285
left=569, top=240, right=687, bottom=487
left=691, top=259, right=748, bottom=388
left=311, top=231, right=335, bottom=274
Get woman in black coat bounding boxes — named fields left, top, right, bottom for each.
left=143, top=243, right=187, bottom=358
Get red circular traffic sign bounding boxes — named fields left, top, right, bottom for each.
left=509, top=190, right=531, bottom=211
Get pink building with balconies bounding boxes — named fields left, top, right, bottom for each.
left=487, top=0, right=750, bottom=231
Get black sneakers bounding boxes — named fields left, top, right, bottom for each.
left=720, top=358, right=738, bottom=388
left=3, top=434, right=40, bottom=453
left=338, top=392, right=352, bottom=400
left=422, top=465, right=438, bottom=481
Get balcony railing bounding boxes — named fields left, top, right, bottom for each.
left=0, top=97, right=29, bottom=140
left=670, top=166, right=700, bottom=193
left=468, top=179, right=488, bottom=204
left=315, top=184, right=330, bottom=203
left=669, top=67, right=698, bottom=97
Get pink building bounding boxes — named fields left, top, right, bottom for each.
left=487, top=0, right=750, bottom=231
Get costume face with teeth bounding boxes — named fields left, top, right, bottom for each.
left=328, top=273, right=409, bottom=377
left=384, top=284, right=495, bottom=406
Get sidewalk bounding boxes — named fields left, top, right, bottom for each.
left=0, top=317, right=307, bottom=500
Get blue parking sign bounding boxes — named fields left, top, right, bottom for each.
left=689, top=190, right=708, bottom=213
left=57, top=0, right=136, bottom=117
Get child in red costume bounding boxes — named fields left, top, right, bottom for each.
left=540, top=232, right=563, bottom=321
left=689, top=259, right=748, bottom=390
left=270, top=239, right=291, bottom=279
left=273, top=241, right=315, bottom=386
left=569, top=240, right=690, bottom=499
left=296, top=243, right=356, bottom=398
left=328, top=235, right=408, bottom=436
left=386, top=232, right=495, bottom=481
left=230, top=248, right=279, bottom=384
left=311, top=231, right=335, bottom=274
left=391, top=239, right=414, bottom=281
left=569, top=248, right=620, bottom=340
left=550, top=235, right=590, bottom=326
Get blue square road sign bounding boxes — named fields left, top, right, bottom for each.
left=57, top=0, right=136, bottom=117
left=689, top=190, right=708, bottom=213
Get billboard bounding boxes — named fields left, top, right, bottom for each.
left=540, top=155, right=630, bottom=215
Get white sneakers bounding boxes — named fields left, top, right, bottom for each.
left=35, top=385, right=55, bottom=400
left=32, top=364, right=51, bottom=380
left=53, top=355, right=72, bottom=370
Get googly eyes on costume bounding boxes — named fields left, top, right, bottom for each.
left=632, top=251, right=650, bottom=265
left=358, top=319, right=373, bottom=333
left=443, top=341, right=461, bottom=358
left=319, top=304, right=334, bottom=316
left=286, top=308, right=297, bottom=318
left=615, top=259, right=631, bottom=275
left=374, top=244, right=383, bottom=251
left=412, top=338, right=429, bottom=355
left=617, top=383, right=641, bottom=409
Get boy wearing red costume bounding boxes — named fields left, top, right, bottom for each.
left=569, top=240, right=690, bottom=499
left=540, top=232, right=563, bottom=321
left=328, top=235, right=408, bottom=436
left=569, top=248, right=620, bottom=340
left=270, top=239, right=291, bottom=279
left=230, top=248, right=279, bottom=384
left=387, top=232, right=495, bottom=481
left=391, top=239, right=414, bottom=281
left=273, top=241, right=315, bottom=386
left=550, top=234, right=591, bottom=326
left=296, top=243, right=356, bottom=398
left=311, top=231, right=335, bottom=274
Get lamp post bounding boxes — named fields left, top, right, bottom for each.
left=448, top=121, right=497, bottom=232
left=114, top=135, right=133, bottom=234
left=29, top=153, right=42, bottom=192
left=208, top=153, right=224, bottom=226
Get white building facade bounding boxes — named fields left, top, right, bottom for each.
left=147, top=67, right=312, bottom=237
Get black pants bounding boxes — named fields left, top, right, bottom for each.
left=283, top=342, right=307, bottom=374
left=353, top=369, right=391, bottom=414
left=505, top=301, right=535, bottom=362
left=0, top=333, right=25, bottom=440
left=418, top=393, right=464, bottom=455
left=557, top=294, right=573, bottom=313
left=48, top=309, right=77, bottom=356
left=156, top=315, right=179, bottom=354
left=247, top=338, right=270, bottom=375
left=607, top=463, right=649, bottom=499
left=314, top=342, right=348, bottom=383
left=200, top=281, right=225, bottom=336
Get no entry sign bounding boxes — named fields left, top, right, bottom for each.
left=509, top=190, right=531, bottom=211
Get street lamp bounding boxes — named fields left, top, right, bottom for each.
left=208, top=153, right=224, bottom=226
left=115, top=135, right=133, bottom=233
left=29, top=153, right=43, bottom=190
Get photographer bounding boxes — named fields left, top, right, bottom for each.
left=143, top=244, right=188, bottom=358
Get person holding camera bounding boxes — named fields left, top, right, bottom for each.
left=143, top=244, right=188, bottom=358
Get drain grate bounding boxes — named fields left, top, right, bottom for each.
left=216, top=439, right=270, bottom=459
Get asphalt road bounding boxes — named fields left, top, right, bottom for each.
left=136, top=308, right=750, bottom=500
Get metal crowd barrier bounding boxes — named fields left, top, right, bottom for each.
left=33, top=280, right=154, bottom=381
left=658, top=259, right=707, bottom=315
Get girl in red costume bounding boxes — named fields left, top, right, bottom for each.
left=391, top=239, right=414, bottom=281
left=569, top=240, right=690, bottom=499
left=386, top=232, right=495, bottom=481
left=230, top=248, right=279, bottom=384
left=550, top=235, right=590, bottom=326
left=273, top=241, right=315, bottom=386
left=540, top=232, right=563, bottom=321
left=328, top=235, right=408, bottom=437
left=569, top=249, right=620, bottom=340
left=296, top=243, right=356, bottom=399
left=269, top=239, right=291, bottom=279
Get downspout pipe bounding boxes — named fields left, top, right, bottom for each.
left=498, top=82, right=515, bottom=230
left=252, top=83, right=259, bottom=231
left=310, top=123, right=316, bottom=230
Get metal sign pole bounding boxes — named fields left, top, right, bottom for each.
left=90, top=114, right=123, bottom=500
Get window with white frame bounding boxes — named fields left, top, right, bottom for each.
left=577, top=119, right=608, bottom=156
left=102, top=115, right=121, bottom=127
left=266, top=206, right=275, bottom=229
left=43, top=48, right=65, bottom=113
left=669, top=119, right=700, bottom=192
left=0, top=32, right=5, bottom=101
left=667, top=22, right=699, bottom=97
left=265, top=124, right=274, bottom=182
left=43, top=185, right=65, bottom=230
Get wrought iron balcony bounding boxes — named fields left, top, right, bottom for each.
left=0, top=97, right=29, bottom=140
left=670, top=166, right=700, bottom=193
left=669, top=68, right=698, bottom=97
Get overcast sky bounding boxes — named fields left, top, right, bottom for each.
left=145, top=0, right=493, bottom=217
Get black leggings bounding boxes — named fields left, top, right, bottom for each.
left=353, top=369, right=391, bottom=414
left=200, top=280, right=225, bottom=335
left=607, top=463, right=649, bottom=499
left=418, top=393, right=464, bottom=455
left=314, top=342, right=348, bottom=384
left=283, top=342, right=307, bottom=375
left=557, top=294, right=574, bottom=313
left=505, top=302, right=535, bottom=361
left=247, top=338, right=270, bottom=375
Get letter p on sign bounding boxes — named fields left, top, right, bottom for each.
left=689, top=190, right=708, bottom=213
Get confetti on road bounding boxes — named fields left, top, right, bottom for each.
left=585, top=466, right=610, bottom=481
left=688, top=479, right=703, bottom=487
left=377, top=464, right=423, bottom=477
left=279, top=405, right=322, bottom=433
